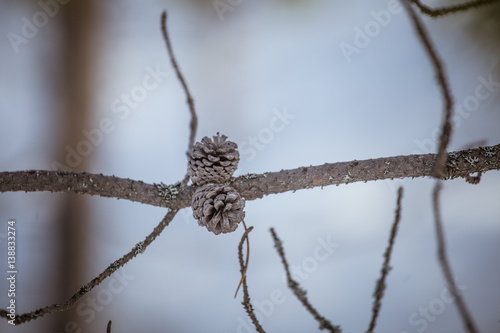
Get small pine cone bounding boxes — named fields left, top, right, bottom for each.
left=188, top=133, right=239, bottom=185
left=192, top=183, right=245, bottom=235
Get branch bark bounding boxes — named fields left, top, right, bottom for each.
left=0, top=144, right=500, bottom=209
left=1, top=145, right=498, bottom=210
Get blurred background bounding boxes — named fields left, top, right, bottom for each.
left=1, top=0, right=499, bottom=332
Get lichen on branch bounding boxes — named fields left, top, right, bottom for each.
left=1, top=144, right=499, bottom=210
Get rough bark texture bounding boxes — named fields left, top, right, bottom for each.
left=1, top=144, right=498, bottom=211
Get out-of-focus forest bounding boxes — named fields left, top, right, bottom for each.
left=0, top=1, right=499, bottom=332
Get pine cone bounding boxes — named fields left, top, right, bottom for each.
left=192, top=183, right=245, bottom=235
left=188, top=133, right=239, bottom=185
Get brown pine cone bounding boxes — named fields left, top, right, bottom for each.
left=188, top=133, right=239, bottom=186
left=192, top=183, right=245, bottom=235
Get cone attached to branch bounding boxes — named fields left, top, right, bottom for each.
left=188, top=133, right=239, bottom=186
left=192, top=183, right=245, bottom=235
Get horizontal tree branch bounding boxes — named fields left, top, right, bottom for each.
left=1, top=144, right=499, bottom=210
left=0, top=170, right=173, bottom=206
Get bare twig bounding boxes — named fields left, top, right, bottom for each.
left=405, top=2, right=480, bottom=331
left=160, top=10, right=198, bottom=186
left=432, top=182, right=478, bottom=333
left=1, top=145, right=499, bottom=210
left=234, top=221, right=250, bottom=298
left=0, top=209, right=177, bottom=324
left=270, top=228, right=341, bottom=333
left=237, top=226, right=266, bottom=333
left=367, top=187, right=404, bottom=333
left=402, top=1, right=454, bottom=178
left=106, top=320, right=112, bottom=333
left=410, top=0, right=499, bottom=17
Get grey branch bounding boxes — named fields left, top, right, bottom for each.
left=367, top=187, right=404, bottom=333
left=409, top=0, right=499, bottom=17
left=1, top=144, right=499, bottom=210
left=0, top=209, right=177, bottom=324
left=161, top=10, right=198, bottom=187
left=402, top=1, right=453, bottom=178
left=432, top=182, right=479, bottom=333
left=270, top=228, right=341, bottom=332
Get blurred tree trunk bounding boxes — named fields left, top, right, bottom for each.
left=51, top=1, right=98, bottom=330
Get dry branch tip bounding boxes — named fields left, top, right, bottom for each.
left=234, top=221, right=251, bottom=298
left=367, top=187, right=403, bottom=333
left=402, top=1, right=454, bottom=178
left=432, top=182, right=478, bottom=333
left=270, top=228, right=341, bottom=333
left=236, top=226, right=266, bottom=332
left=410, top=0, right=499, bottom=17
left=160, top=9, right=198, bottom=187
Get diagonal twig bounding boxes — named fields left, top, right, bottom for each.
left=0, top=209, right=178, bottom=324
left=237, top=226, right=266, bottom=333
left=409, top=0, right=499, bottom=17
left=270, top=228, right=341, bottom=333
left=432, top=182, right=478, bottom=333
left=106, top=320, right=112, bottom=333
left=234, top=221, right=250, bottom=298
left=401, top=0, right=454, bottom=178
left=367, top=187, right=404, bottom=333
left=405, top=2, right=478, bottom=331
left=160, top=10, right=198, bottom=186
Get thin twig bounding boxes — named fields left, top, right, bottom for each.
left=0, top=209, right=178, bottom=324
left=405, top=5, right=478, bottom=330
left=367, top=187, right=404, bottom=333
left=234, top=221, right=250, bottom=298
left=432, top=182, right=478, bottom=333
left=106, top=320, right=112, bottom=333
left=237, top=226, right=266, bottom=333
left=410, top=0, right=499, bottom=17
left=270, top=228, right=341, bottom=333
left=401, top=1, right=454, bottom=178
left=160, top=10, right=198, bottom=186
